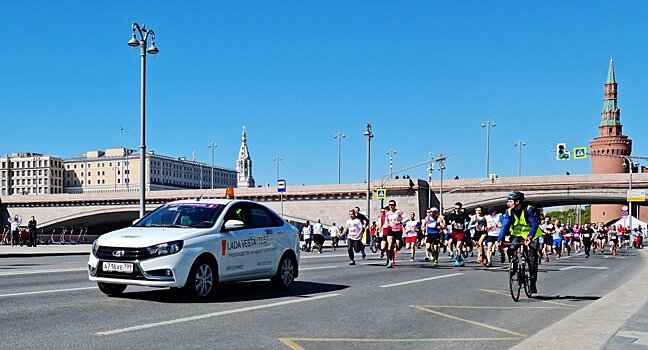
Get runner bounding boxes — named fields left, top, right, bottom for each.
left=581, top=222, right=594, bottom=258
left=552, top=220, right=564, bottom=259
left=384, top=200, right=403, bottom=268
left=377, top=206, right=390, bottom=259
left=470, top=206, right=488, bottom=265
left=422, top=208, right=444, bottom=266
left=485, top=207, right=502, bottom=268
left=563, top=223, right=573, bottom=256
left=608, top=224, right=619, bottom=256
left=353, top=207, right=369, bottom=259
left=446, top=202, right=469, bottom=267
left=541, top=216, right=555, bottom=262
left=329, top=223, right=340, bottom=251
left=341, top=209, right=365, bottom=265
left=403, top=212, right=420, bottom=261
left=572, top=223, right=582, bottom=254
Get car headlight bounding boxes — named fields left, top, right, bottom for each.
left=146, top=241, right=184, bottom=257
left=92, top=240, right=99, bottom=256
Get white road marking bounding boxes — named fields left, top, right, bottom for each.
left=95, top=292, right=341, bottom=336
left=301, top=254, right=348, bottom=259
left=559, top=266, right=609, bottom=271
left=0, top=267, right=87, bottom=277
left=603, top=255, right=627, bottom=259
left=0, top=286, right=96, bottom=298
left=379, top=273, right=464, bottom=288
left=301, top=265, right=338, bottom=271
left=616, top=331, right=648, bottom=346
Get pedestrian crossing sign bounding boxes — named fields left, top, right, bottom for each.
left=573, top=147, right=587, bottom=160
left=376, top=188, right=387, bottom=200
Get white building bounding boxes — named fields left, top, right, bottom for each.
left=0, top=152, right=65, bottom=195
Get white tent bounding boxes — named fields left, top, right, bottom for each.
left=610, top=216, right=648, bottom=230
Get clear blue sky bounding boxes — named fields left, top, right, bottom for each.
left=1, top=1, right=648, bottom=187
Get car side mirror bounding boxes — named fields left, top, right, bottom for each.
left=224, top=220, right=245, bottom=230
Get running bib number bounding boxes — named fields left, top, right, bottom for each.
left=452, top=222, right=465, bottom=230
left=102, top=262, right=134, bottom=273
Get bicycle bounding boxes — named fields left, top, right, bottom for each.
left=507, top=239, right=533, bottom=302
left=370, top=234, right=380, bottom=253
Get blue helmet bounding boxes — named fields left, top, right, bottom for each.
left=506, top=191, right=525, bottom=201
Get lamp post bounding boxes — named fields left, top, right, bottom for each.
left=481, top=120, right=495, bottom=178
left=437, top=154, right=446, bottom=213
left=364, top=123, right=374, bottom=244
left=427, top=152, right=434, bottom=209
left=128, top=22, right=159, bottom=218
left=386, top=149, right=397, bottom=179
left=333, top=132, right=345, bottom=184
left=208, top=142, right=217, bottom=189
left=623, top=157, right=635, bottom=229
left=513, top=140, right=526, bottom=177
left=273, top=156, right=283, bottom=181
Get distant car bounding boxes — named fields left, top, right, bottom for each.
left=88, top=199, right=300, bottom=300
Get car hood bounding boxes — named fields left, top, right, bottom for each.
left=97, top=226, right=212, bottom=248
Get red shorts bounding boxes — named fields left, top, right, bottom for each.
left=405, top=236, right=417, bottom=243
left=451, top=231, right=464, bottom=243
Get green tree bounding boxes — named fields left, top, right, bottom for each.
left=544, top=206, right=591, bottom=225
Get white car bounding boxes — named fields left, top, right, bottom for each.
left=88, top=199, right=300, bottom=300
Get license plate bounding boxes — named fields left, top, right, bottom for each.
left=102, top=262, right=134, bottom=273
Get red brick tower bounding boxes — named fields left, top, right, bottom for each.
left=589, top=58, right=633, bottom=224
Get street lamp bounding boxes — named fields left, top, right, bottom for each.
left=333, top=132, right=345, bottom=184
left=437, top=155, right=447, bottom=213
left=513, top=140, right=526, bottom=177
left=481, top=120, right=496, bottom=178
left=427, top=152, right=434, bottom=209
left=623, top=157, right=635, bottom=229
left=128, top=22, right=159, bottom=218
left=208, top=142, right=217, bottom=189
left=364, top=123, right=374, bottom=244
left=273, top=156, right=283, bottom=182
left=386, top=149, right=397, bottom=179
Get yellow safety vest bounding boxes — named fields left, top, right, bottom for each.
left=507, top=205, right=542, bottom=239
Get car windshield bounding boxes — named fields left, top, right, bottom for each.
left=134, top=203, right=225, bottom=228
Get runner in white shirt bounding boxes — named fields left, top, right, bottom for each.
left=342, top=210, right=365, bottom=265
left=302, top=221, right=312, bottom=252
left=328, top=223, right=340, bottom=251
left=485, top=207, right=502, bottom=268
left=403, top=212, right=420, bottom=262
left=312, top=219, right=325, bottom=254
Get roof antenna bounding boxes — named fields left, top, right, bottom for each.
left=196, top=188, right=208, bottom=201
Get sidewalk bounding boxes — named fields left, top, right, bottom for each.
left=0, top=244, right=90, bottom=258
left=511, top=248, right=648, bottom=350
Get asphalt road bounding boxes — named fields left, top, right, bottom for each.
left=0, top=247, right=642, bottom=350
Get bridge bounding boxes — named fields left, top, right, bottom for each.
left=2, top=173, right=647, bottom=234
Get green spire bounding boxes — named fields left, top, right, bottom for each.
left=606, top=57, right=616, bottom=84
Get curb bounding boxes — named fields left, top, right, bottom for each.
left=511, top=248, right=648, bottom=350
left=0, top=252, right=90, bottom=258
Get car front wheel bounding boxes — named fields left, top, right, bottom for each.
left=182, top=258, right=217, bottom=300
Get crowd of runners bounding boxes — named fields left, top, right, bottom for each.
left=302, top=199, right=647, bottom=269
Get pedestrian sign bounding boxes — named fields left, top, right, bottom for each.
left=573, top=147, right=587, bottom=160
left=376, top=188, right=387, bottom=200
left=277, top=179, right=286, bottom=193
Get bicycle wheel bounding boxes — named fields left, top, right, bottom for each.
left=521, top=262, right=532, bottom=298
left=509, top=260, right=521, bottom=302
left=370, top=239, right=378, bottom=253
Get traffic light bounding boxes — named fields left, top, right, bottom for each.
left=556, top=143, right=570, bottom=160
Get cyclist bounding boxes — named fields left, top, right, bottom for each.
left=498, top=191, right=541, bottom=294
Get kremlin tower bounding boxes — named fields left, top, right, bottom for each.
left=589, top=58, right=633, bottom=224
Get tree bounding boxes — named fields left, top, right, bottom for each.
left=544, top=206, right=591, bottom=225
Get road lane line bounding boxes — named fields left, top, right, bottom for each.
left=279, top=336, right=522, bottom=348
left=300, top=254, right=348, bottom=259
left=379, top=273, right=463, bottom=288
left=479, top=289, right=575, bottom=307
left=414, top=305, right=569, bottom=309
left=301, top=265, right=338, bottom=271
left=96, top=293, right=341, bottom=336
left=0, top=267, right=87, bottom=277
left=411, top=305, right=527, bottom=338
left=0, top=286, right=96, bottom=298
left=559, top=266, right=609, bottom=271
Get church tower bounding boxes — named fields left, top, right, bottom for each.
left=236, top=127, right=256, bottom=188
left=589, top=58, right=633, bottom=223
